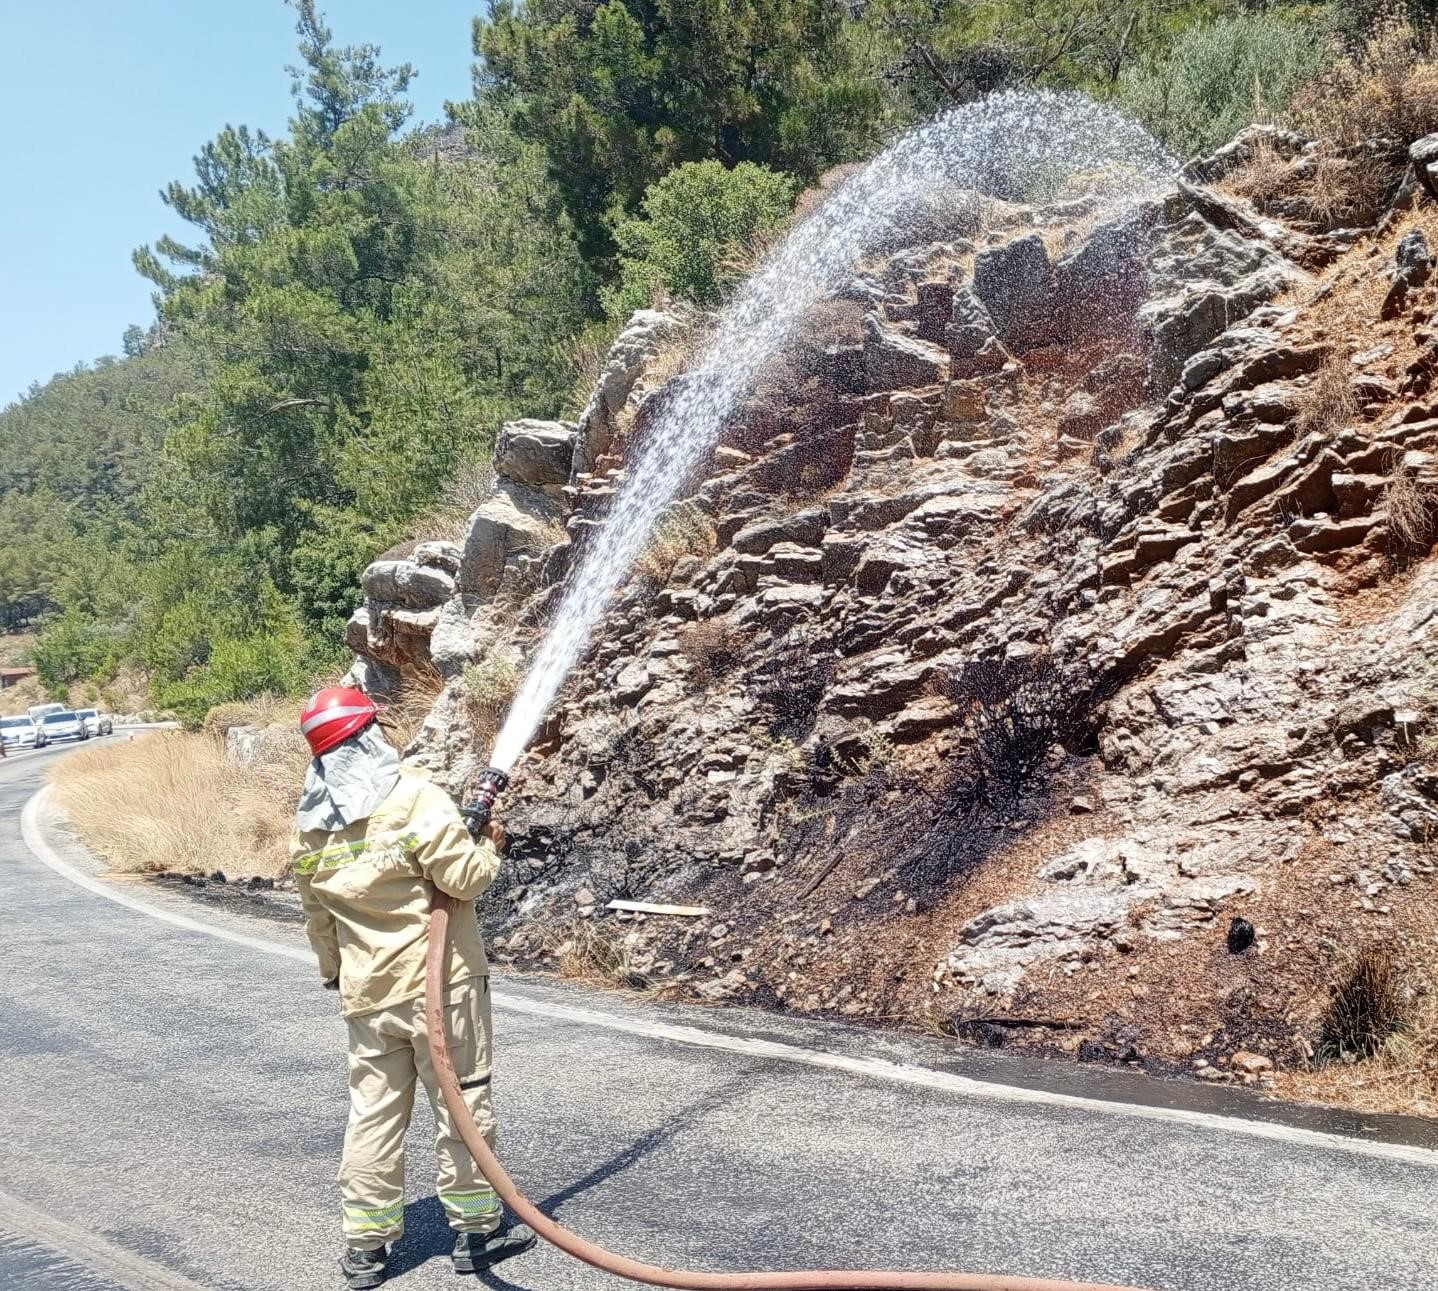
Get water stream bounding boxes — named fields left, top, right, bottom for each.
left=488, top=89, right=1174, bottom=773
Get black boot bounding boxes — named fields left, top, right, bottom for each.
left=452, top=1223, right=537, bottom=1273
left=339, top=1244, right=387, bottom=1289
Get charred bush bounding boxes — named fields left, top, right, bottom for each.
left=937, top=655, right=1098, bottom=804
left=753, top=631, right=837, bottom=740
left=1319, top=946, right=1406, bottom=1060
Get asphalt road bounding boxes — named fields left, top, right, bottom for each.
left=1, top=745, right=1435, bottom=1291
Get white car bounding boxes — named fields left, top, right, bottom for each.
left=75, top=708, right=113, bottom=737
left=40, top=710, right=89, bottom=743
left=0, top=715, right=45, bottom=751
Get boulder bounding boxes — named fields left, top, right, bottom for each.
left=361, top=559, right=456, bottom=609
left=862, top=312, right=948, bottom=391
left=495, top=419, right=577, bottom=490
left=572, top=308, right=682, bottom=478
left=946, top=285, right=997, bottom=368
left=1053, top=210, right=1155, bottom=336
left=972, top=233, right=1055, bottom=349
left=1410, top=131, right=1438, bottom=202
left=1140, top=212, right=1305, bottom=394
left=413, top=541, right=461, bottom=574
left=459, top=482, right=562, bottom=598
left=1382, top=228, right=1433, bottom=318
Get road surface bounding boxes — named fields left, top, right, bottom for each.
left=1, top=744, right=1434, bottom=1291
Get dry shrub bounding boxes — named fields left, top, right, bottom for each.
left=1295, top=357, right=1358, bottom=437
left=1319, top=945, right=1406, bottom=1059
left=1292, top=10, right=1438, bottom=146
left=546, top=920, right=647, bottom=989
left=636, top=502, right=716, bottom=585
left=51, top=730, right=309, bottom=878
left=1385, top=459, right=1438, bottom=549
left=680, top=617, right=742, bottom=687
left=1224, top=136, right=1296, bottom=205
left=409, top=459, right=497, bottom=544
left=383, top=659, right=445, bottom=750
left=642, top=314, right=708, bottom=392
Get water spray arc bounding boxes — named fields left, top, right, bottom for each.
left=483, top=89, right=1172, bottom=778
left=447, top=90, right=1173, bottom=1291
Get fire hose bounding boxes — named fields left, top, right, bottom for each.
left=424, top=839, right=1150, bottom=1288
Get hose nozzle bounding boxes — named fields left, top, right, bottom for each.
left=461, top=767, right=509, bottom=839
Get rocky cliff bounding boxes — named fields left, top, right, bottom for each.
left=345, top=126, right=1438, bottom=1110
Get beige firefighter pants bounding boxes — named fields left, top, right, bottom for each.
left=339, top=976, right=500, bottom=1247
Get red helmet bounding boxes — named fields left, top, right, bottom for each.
left=300, top=686, right=378, bottom=757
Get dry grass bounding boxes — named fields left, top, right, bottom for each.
left=409, top=459, right=498, bottom=544
left=1295, top=356, right=1359, bottom=437
left=1279, top=952, right=1437, bottom=1117
left=1385, top=459, right=1438, bottom=550
left=51, top=730, right=309, bottom=878
left=636, top=502, right=717, bottom=585
left=1224, top=136, right=1294, bottom=206
left=1293, top=10, right=1438, bottom=146
left=545, top=920, right=649, bottom=990
left=384, top=659, right=445, bottom=751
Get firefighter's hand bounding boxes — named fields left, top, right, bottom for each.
left=480, top=820, right=506, bottom=853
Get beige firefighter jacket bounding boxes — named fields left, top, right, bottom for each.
left=290, top=770, right=500, bottom=1017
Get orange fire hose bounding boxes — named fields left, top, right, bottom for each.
left=425, top=891, right=1148, bottom=1291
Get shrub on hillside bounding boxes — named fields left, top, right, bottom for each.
left=1118, top=14, right=1331, bottom=158
left=1292, top=10, right=1438, bottom=146
left=157, top=633, right=307, bottom=730
left=603, top=161, right=799, bottom=320
left=1320, top=945, right=1407, bottom=1058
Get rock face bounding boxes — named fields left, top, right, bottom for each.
left=339, top=134, right=1438, bottom=1084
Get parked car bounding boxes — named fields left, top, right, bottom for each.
left=40, top=710, right=88, bottom=742
left=28, top=702, right=64, bottom=722
left=75, top=708, right=113, bottom=737
left=0, top=715, right=46, bottom=751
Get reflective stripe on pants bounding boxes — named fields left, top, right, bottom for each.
left=338, top=976, right=499, bottom=1247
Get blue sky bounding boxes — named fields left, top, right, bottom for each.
left=0, top=1, right=479, bottom=407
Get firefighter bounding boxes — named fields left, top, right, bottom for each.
left=291, top=686, right=536, bottom=1288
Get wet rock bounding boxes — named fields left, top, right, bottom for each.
left=973, top=233, right=1055, bottom=350
left=862, top=312, right=948, bottom=391
left=946, top=285, right=997, bottom=370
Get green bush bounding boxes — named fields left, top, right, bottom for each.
left=602, top=161, right=798, bottom=320
left=157, top=633, right=307, bottom=729
left=1117, top=13, right=1333, bottom=158
left=32, top=614, right=117, bottom=694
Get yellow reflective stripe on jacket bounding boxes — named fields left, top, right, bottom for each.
left=293, top=833, right=419, bottom=875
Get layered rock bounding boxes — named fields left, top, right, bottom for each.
left=338, top=135, right=1438, bottom=1085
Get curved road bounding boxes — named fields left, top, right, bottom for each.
left=1, top=746, right=1435, bottom=1291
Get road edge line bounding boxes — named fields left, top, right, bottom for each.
left=21, top=786, right=1438, bottom=1169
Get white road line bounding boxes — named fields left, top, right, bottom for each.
left=0, top=1188, right=212, bottom=1291
left=18, top=787, right=1438, bottom=1170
